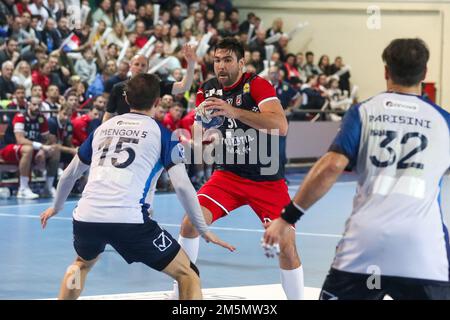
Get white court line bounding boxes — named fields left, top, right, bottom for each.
left=0, top=181, right=356, bottom=209
left=0, top=212, right=341, bottom=238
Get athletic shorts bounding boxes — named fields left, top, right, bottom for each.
left=73, top=219, right=181, bottom=271
left=0, top=144, right=37, bottom=164
left=320, top=268, right=450, bottom=300
left=197, top=170, right=291, bottom=223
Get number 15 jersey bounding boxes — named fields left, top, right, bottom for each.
left=75, top=112, right=185, bottom=224
left=329, top=92, right=450, bottom=282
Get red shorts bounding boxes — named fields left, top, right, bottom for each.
left=198, top=170, right=291, bottom=223
left=0, top=144, right=37, bottom=164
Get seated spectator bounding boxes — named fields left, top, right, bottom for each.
left=250, top=51, right=264, bottom=74
left=92, top=0, right=114, bottom=27
left=47, top=103, right=76, bottom=166
left=329, top=56, right=351, bottom=94
left=318, top=54, right=332, bottom=75
left=163, top=101, right=183, bottom=131
left=304, top=51, right=321, bottom=77
left=41, top=84, right=61, bottom=118
left=31, top=60, right=52, bottom=96
left=71, top=105, right=101, bottom=147
left=106, top=22, right=127, bottom=48
left=104, top=61, right=129, bottom=93
left=0, top=95, right=59, bottom=198
left=0, top=38, right=20, bottom=67
left=282, top=53, right=301, bottom=81
left=7, top=85, right=28, bottom=110
left=0, top=61, right=17, bottom=100
left=12, top=60, right=32, bottom=97
left=30, top=84, right=43, bottom=99
left=74, top=47, right=97, bottom=85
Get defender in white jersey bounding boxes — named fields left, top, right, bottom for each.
left=264, top=38, right=450, bottom=299
left=40, top=74, right=234, bottom=300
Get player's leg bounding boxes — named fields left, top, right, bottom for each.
left=179, top=206, right=214, bottom=263
left=386, top=278, right=450, bottom=300
left=162, top=249, right=202, bottom=299
left=44, top=144, right=60, bottom=196
left=248, top=179, right=304, bottom=299
left=320, top=268, right=386, bottom=300
left=278, top=226, right=304, bottom=299
left=8, top=144, right=39, bottom=198
left=58, top=255, right=99, bottom=300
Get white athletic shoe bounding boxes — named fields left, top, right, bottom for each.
left=17, top=187, right=39, bottom=199
left=42, top=187, right=57, bottom=198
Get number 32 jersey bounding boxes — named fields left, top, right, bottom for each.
left=75, top=112, right=184, bottom=224
left=329, top=92, right=450, bottom=282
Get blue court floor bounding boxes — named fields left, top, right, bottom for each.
left=0, top=173, right=449, bottom=299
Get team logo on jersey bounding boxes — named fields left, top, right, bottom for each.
left=384, top=99, right=418, bottom=112
left=38, top=117, right=44, bottom=124
left=153, top=231, right=173, bottom=252
left=243, top=83, right=250, bottom=93
left=177, top=143, right=185, bottom=160
left=116, top=120, right=141, bottom=126
left=236, top=94, right=242, bottom=106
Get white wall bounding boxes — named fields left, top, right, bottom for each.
left=234, top=0, right=450, bottom=110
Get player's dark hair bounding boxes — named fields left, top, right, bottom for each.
left=125, top=74, right=161, bottom=110
left=214, top=37, right=244, bottom=61
left=382, top=38, right=429, bottom=87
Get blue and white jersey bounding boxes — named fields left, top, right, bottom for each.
left=74, top=113, right=184, bottom=223
left=329, top=92, right=450, bottom=282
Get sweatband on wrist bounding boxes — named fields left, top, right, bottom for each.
left=281, top=201, right=305, bottom=224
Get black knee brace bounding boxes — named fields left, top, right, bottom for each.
left=190, top=262, right=200, bottom=277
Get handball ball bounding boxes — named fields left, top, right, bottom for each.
left=195, top=100, right=225, bottom=129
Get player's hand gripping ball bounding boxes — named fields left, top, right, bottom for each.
left=195, top=99, right=225, bottom=129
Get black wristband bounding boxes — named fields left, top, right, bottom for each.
left=281, top=201, right=305, bottom=224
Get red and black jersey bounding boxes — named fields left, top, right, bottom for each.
left=197, top=72, right=284, bottom=181
left=4, top=112, right=49, bottom=145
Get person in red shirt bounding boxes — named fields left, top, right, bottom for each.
left=71, top=106, right=101, bottom=147
left=0, top=96, right=59, bottom=199
left=162, top=101, right=183, bottom=132
left=31, top=61, right=52, bottom=97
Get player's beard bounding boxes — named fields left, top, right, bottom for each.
left=217, top=69, right=240, bottom=87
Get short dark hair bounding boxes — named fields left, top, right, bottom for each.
left=305, top=51, right=314, bottom=57
left=125, top=73, right=160, bottom=110
left=382, top=38, right=429, bottom=87
left=214, top=37, right=244, bottom=61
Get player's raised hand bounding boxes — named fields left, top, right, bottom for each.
left=263, top=217, right=291, bottom=246
left=202, top=231, right=236, bottom=252
left=183, top=43, right=197, bottom=64
left=40, top=207, right=57, bottom=229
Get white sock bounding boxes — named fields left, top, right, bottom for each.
left=19, top=176, right=30, bottom=190
left=280, top=265, right=304, bottom=300
left=46, top=176, right=55, bottom=190
left=171, top=236, right=200, bottom=299
left=178, top=235, right=200, bottom=263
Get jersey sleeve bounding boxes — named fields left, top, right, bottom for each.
left=250, top=76, right=279, bottom=107
left=12, top=113, right=25, bottom=133
left=77, top=131, right=94, bottom=165
left=328, top=104, right=362, bottom=168
left=160, top=80, right=174, bottom=96
left=157, top=122, right=185, bottom=170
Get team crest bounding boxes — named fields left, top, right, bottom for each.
left=38, top=117, right=44, bottom=124
left=243, top=83, right=250, bottom=93
left=153, top=232, right=173, bottom=252
left=236, top=94, right=242, bottom=106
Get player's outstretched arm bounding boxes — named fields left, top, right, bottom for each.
left=171, top=44, right=197, bottom=95
left=263, top=151, right=349, bottom=245
left=40, top=155, right=89, bottom=229
left=168, top=163, right=236, bottom=252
